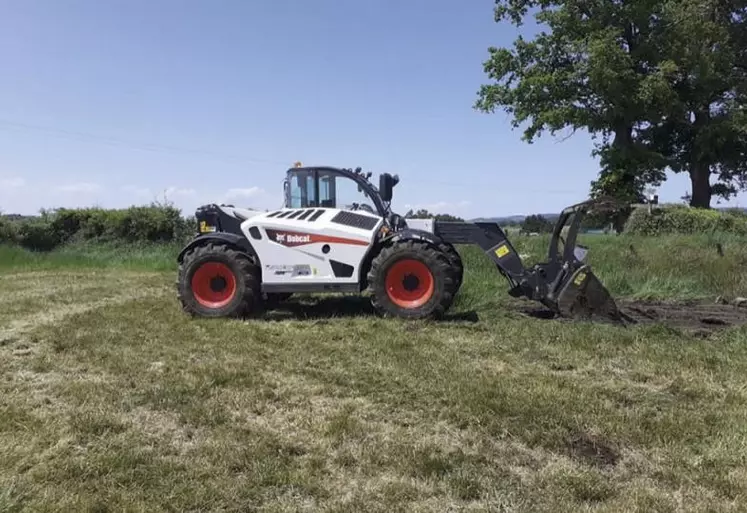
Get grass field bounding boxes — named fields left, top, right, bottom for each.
left=2, top=234, right=747, bottom=512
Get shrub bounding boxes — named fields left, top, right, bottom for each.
left=117, top=205, right=189, bottom=243
left=14, top=219, right=61, bottom=251
left=0, top=204, right=195, bottom=251
left=47, top=205, right=190, bottom=244
left=47, top=209, right=88, bottom=243
left=180, top=215, right=198, bottom=241
left=0, top=217, right=18, bottom=244
left=624, top=204, right=747, bottom=236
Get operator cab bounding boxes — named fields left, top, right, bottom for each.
left=283, top=164, right=399, bottom=217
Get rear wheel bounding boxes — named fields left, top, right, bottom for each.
left=439, top=242, right=463, bottom=291
left=367, top=240, right=455, bottom=319
left=177, top=243, right=260, bottom=317
left=264, top=292, right=293, bottom=308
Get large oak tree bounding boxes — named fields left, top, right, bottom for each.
left=475, top=0, right=747, bottom=208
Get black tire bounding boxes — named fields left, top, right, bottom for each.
left=366, top=239, right=455, bottom=319
left=439, top=242, right=463, bottom=291
left=264, top=292, right=293, bottom=307
left=177, top=242, right=260, bottom=318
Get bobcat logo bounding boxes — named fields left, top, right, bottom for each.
left=270, top=230, right=313, bottom=246
left=265, top=229, right=368, bottom=247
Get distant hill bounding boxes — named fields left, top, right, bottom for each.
left=471, top=206, right=747, bottom=226
left=470, top=213, right=561, bottom=225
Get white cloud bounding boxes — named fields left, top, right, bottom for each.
left=164, top=186, right=196, bottom=198
left=0, top=177, right=25, bottom=189
left=121, top=185, right=152, bottom=197
left=225, top=186, right=265, bottom=199
left=56, top=182, right=102, bottom=193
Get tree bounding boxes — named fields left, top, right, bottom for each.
left=641, top=0, right=747, bottom=207
left=404, top=209, right=465, bottom=222
left=475, top=0, right=670, bottom=204
left=521, top=214, right=554, bottom=233
left=475, top=0, right=747, bottom=208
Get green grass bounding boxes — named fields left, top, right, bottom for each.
left=499, top=232, right=747, bottom=301
left=3, top=231, right=745, bottom=299
left=1, top=236, right=747, bottom=511
left=0, top=241, right=179, bottom=272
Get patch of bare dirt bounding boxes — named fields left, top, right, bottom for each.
left=618, top=299, right=747, bottom=334
left=128, top=406, right=202, bottom=453
left=566, top=432, right=620, bottom=468
left=519, top=299, right=747, bottom=335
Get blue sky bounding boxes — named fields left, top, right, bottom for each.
left=0, top=0, right=741, bottom=219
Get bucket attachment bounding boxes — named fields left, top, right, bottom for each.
left=433, top=196, right=630, bottom=326
left=556, top=265, right=622, bottom=323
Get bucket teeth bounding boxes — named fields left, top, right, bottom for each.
left=556, top=265, right=623, bottom=323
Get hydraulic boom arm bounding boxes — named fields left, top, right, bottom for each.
left=433, top=198, right=622, bottom=322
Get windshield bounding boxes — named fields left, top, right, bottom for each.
left=318, top=169, right=376, bottom=213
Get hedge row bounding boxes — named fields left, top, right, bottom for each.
left=624, top=204, right=747, bottom=236
left=4, top=203, right=746, bottom=251
left=0, top=205, right=197, bottom=251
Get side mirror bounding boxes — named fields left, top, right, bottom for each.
left=379, top=173, right=399, bottom=202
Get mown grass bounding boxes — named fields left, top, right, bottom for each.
left=1, top=235, right=747, bottom=512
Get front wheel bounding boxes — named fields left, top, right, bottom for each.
left=367, top=240, right=456, bottom=319
left=177, top=243, right=260, bottom=318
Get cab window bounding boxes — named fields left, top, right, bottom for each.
left=318, top=171, right=377, bottom=214
left=319, top=174, right=335, bottom=208
left=288, top=170, right=316, bottom=208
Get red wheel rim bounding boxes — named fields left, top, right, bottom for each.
left=385, top=259, right=434, bottom=309
left=191, top=262, right=237, bottom=308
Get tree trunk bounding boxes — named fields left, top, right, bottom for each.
left=597, top=124, right=639, bottom=233
left=688, top=109, right=713, bottom=209
left=689, top=163, right=712, bottom=208
left=611, top=124, right=641, bottom=202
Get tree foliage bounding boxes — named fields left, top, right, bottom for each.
left=521, top=214, right=554, bottom=233
left=404, top=209, right=465, bottom=222
left=475, top=0, right=747, bottom=208
left=0, top=205, right=195, bottom=251
left=642, top=0, right=747, bottom=207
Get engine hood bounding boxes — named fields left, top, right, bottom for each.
left=220, top=205, right=265, bottom=221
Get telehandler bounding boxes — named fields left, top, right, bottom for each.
left=176, top=164, right=621, bottom=322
